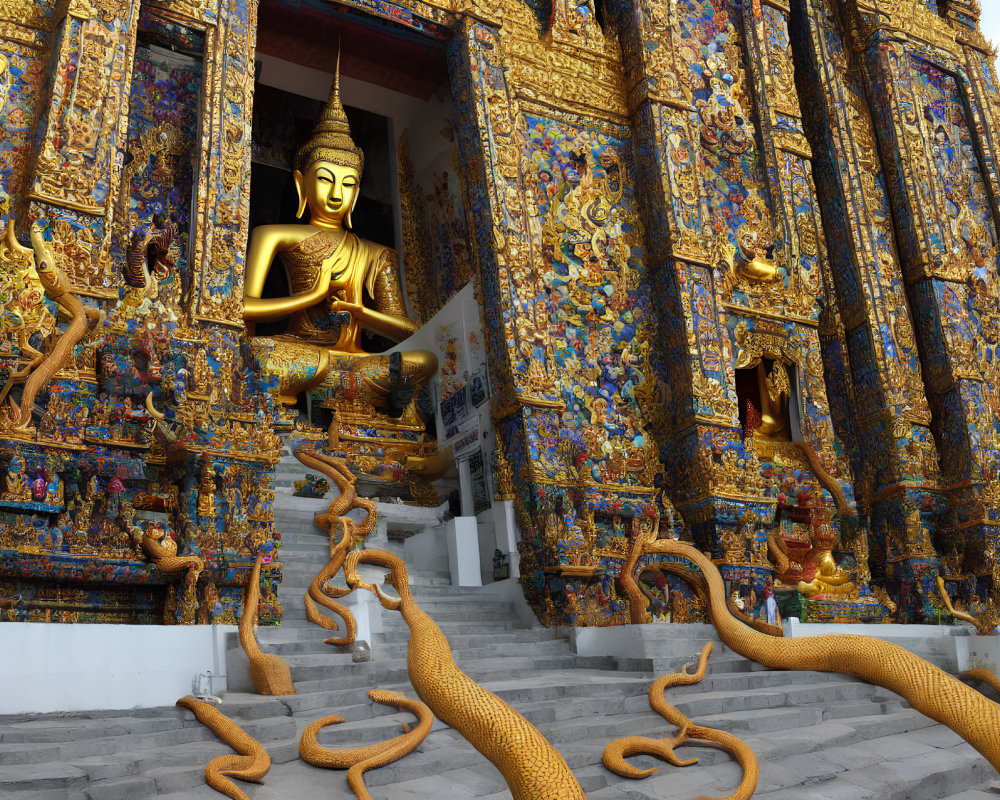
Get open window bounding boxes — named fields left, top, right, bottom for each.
left=735, top=357, right=802, bottom=441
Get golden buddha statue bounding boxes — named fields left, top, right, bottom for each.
left=756, top=360, right=792, bottom=441
left=797, top=547, right=857, bottom=598
left=244, top=65, right=435, bottom=413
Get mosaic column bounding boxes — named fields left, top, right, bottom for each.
left=611, top=0, right=863, bottom=620
left=0, top=1, right=62, bottom=223
left=449, top=2, right=670, bottom=626
left=792, top=0, right=944, bottom=619
left=23, top=0, right=142, bottom=297
left=846, top=0, right=1000, bottom=609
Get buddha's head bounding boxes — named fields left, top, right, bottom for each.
left=294, top=160, right=360, bottom=230
left=293, top=62, right=364, bottom=229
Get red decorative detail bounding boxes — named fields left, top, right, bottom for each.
left=744, top=399, right=761, bottom=436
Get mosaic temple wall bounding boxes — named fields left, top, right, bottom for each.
left=0, top=0, right=998, bottom=630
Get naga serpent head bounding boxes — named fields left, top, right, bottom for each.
left=28, top=225, right=68, bottom=298
left=344, top=548, right=410, bottom=611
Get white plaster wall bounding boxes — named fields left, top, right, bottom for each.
left=0, top=623, right=235, bottom=714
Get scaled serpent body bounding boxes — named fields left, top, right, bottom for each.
left=964, top=668, right=1000, bottom=696
left=294, top=443, right=377, bottom=645
left=603, top=642, right=758, bottom=800
left=345, top=548, right=588, bottom=800
left=299, top=689, right=433, bottom=799
left=657, top=539, right=1000, bottom=772
left=239, top=554, right=295, bottom=696
left=15, top=227, right=100, bottom=429
left=176, top=695, right=271, bottom=800
left=141, top=532, right=204, bottom=579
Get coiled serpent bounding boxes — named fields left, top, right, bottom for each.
left=294, top=442, right=377, bottom=645
left=299, top=689, right=433, bottom=799
left=649, top=538, right=1000, bottom=772
left=176, top=695, right=271, bottom=800
left=603, top=642, right=758, bottom=800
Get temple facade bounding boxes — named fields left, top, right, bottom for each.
left=0, top=0, right=998, bottom=632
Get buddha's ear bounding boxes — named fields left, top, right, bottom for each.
left=293, top=170, right=307, bottom=219
left=346, top=187, right=359, bottom=230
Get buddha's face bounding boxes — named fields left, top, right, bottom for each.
left=294, top=161, right=360, bottom=228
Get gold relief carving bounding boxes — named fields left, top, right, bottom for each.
left=32, top=0, right=137, bottom=215
left=397, top=129, right=433, bottom=324
left=692, top=368, right=734, bottom=421
left=855, top=0, right=959, bottom=54
left=193, top=2, right=251, bottom=321
left=501, top=0, right=628, bottom=124
left=772, top=131, right=812, bottom=160
left=0, top=0, right=52, bottom=32
left=151, top=0, right=218, bottom=24
left=0, top=20, right=45, bottom=49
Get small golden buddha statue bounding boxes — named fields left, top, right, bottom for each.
left=797, top=547, right=856, bottom=598
left=756, top=360, right=792, bottom=441
left=244, top=65, right=435, bottom=412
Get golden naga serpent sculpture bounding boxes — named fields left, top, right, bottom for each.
left=239, top=554, right=295, bottom=696
left=344, top=547, right=589, bottom=800
left=603, top=642, right=758, bottom=800
left=8, top=226, right=101, bottom=432
left=299, top=689, right=434, bottom=799
left=141, top=529, right=204, bottom=580
left=647, top=538, right=1000, bottom=772
left=294, top=442, right=377, bottom=645
left=936, top=575, right=999, bottom=636
left=176, top=696, right=271, bottom=800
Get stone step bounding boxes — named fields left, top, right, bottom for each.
left=751, top=739, right=991, bottom=800
left=0, top=762, right=87, bottom=796
left=284, top=654, right=617, bottom=684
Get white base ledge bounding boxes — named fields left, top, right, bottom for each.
left=0, top=622, right=234, bottom=715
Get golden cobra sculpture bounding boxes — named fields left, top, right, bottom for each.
left=936, top=576, right=999, bottom=636
left=603, top=642, right=758, bottom=799
left=618, top=524, right=781, bottom=636
left=140, top=529, right=206, bottom=624
left=141, top=530, right=204, bottom=580
left=299, top=689, right=433, bottom=799
left=239, top=554, right=295, bottom=696
left=176, top=695, right=271, bottom=800
left=344, top=548, right=589, bottom=800
left=12, top=226, right=100, bottom=432
left=294, top=442, right=377, bottom=645
left=648, top=539, right=1000, bottom=772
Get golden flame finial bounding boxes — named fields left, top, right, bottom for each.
left=293, top=43, right=363, bottom=175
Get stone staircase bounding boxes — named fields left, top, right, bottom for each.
left=0, top=452, right=998, bottom=799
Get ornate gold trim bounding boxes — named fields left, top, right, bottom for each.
left=26, top=191, right=105, bottom=217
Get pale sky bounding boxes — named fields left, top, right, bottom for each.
left=980, top=3, right=1000, bottom=77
